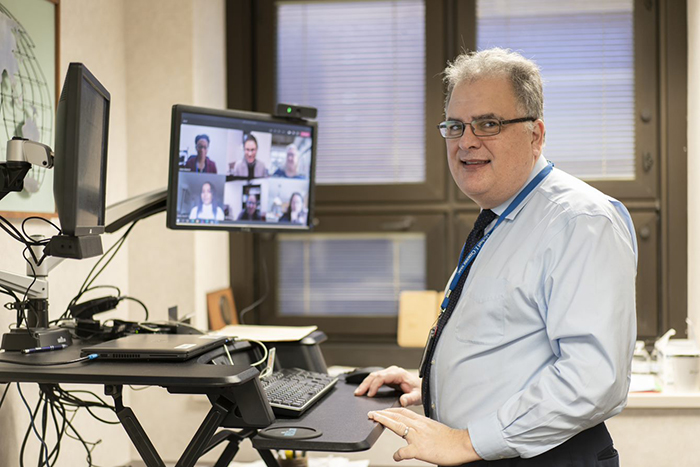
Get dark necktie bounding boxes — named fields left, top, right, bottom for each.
left=420, top=208, right=498, bottom=417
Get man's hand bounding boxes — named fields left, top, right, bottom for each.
left=353, top=365, right=421, bottom=407
left=368, top=408, right=482, bottom=465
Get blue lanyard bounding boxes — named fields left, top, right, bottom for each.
left=439, top=162, right=554, bottom=312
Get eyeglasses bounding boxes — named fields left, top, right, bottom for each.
left=437, top=117, right=537, bottom=138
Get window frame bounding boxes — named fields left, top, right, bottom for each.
left=225, top=0, right=688, bottom=353
left=254, top=0, right=448, bottom=203
left=256, top=211, right=448, bottom=340
left=454, top=0, right=659, bottom=203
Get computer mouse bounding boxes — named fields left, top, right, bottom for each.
left=344, top=366, right=385, bottom=384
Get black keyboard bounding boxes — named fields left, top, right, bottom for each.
left=260, top=368, right=338, bottom=417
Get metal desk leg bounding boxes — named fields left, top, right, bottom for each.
left=105, top=385, right=165, bottom=467
left=174, top=397, right=231, bottom=467
left=258, top=448, right=281, bottom=467
left=204, top=428, right=280, bottom=467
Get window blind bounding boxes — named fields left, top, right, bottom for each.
left=276, top=1, right=426, bottom=185
left=278, top=234, right=426, bottom=316
left=477, top=0, right=635, bottom=180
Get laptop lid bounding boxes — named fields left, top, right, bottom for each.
left=80, top=333, right=230, bottom=361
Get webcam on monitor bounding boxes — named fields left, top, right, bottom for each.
left=274, top=103, right=317, bottom=120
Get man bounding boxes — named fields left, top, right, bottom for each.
left=355, top=48, right=637, bottom=466
left=231, top=134, right=269, bottom=178
left=184, top=134, right=217, bottom=173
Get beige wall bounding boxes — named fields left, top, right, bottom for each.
left=689, top=0, right=700, bottom=338
left=0, top=0, right=229, bottom=465
left=0, top=1, right=132, bottom=465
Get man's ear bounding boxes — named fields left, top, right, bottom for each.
left=531, top=119, right=545, bottom=156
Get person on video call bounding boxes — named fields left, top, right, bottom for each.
left=279, top=192, right=308, bottom=225
left=273, top=144, right=305, bottom=179
left=189, top=181, right=224, bottom=221
left=184, top=134, right=217, bottom=173
left=237, top=193, right=263, bottom=221
left=231, top=134, right=269, bottom=179
left=354, top=48, right=637, bottom=466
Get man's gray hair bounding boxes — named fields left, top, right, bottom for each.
left=443, top=48, right=544, bottom=122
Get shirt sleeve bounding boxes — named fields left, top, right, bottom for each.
left=468, top=213, right=637, bottom=460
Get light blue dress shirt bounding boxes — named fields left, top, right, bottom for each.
left=431, top=155, right=638, bottom=460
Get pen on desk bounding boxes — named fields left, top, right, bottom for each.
left=22, top=344, right=68, bottom=355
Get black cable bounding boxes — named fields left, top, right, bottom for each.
left=16, top=383, right=49, bottom=467
left=46, top=398, right=66, bottom=467
left=12, top=247, right=40, bottom=342
left=63, top=220, right=139, bottom=321
left=18, top=396, right=34, bottom=467
left=239, top=253, right=270, bottom=324
left=0, top=383, right=10, bottom=411
left=0, top=213, right=30, bottom=243
left=119, top=296, right=149, bottom=320
left=49, top=285, right=122, bottom=326
left=40, top=389, right=50, bottom=466
left=0, top=285, right=20, bottom=300
left=21, top=216, right=61, bottom=240
left=0, top=354, right=98, bottom=366
left=83, top=220, right=138, bottom=292
left=60, top=406, right=94, bottom=466
left=47, top=399, right=67, bottom=466
left=32, top=384, right=115, bottom=467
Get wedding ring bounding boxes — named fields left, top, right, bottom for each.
left=401, top=426, right=410, bottom=439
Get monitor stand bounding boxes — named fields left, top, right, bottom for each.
left=0, top=242, right=72, bottom=352
left=1, top=327, right=72, bottom=351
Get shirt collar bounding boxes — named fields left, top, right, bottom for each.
left=491, top=155, right=548, bottom=220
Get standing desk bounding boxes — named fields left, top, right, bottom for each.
left=0, top=341, right=397, bottom=467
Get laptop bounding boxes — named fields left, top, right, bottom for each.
left=80, top=333, right=230, bottom=361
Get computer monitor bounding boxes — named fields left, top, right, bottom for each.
left=48, top=63, right=110, bottom=259
left=53, top=63, right=110, bottom=237
left=167, top=105, right=317, bottom=232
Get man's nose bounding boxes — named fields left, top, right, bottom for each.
left=458, top=126, right=482, bottom=150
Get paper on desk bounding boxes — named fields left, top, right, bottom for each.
left=213, top=324, right=318, bottom=342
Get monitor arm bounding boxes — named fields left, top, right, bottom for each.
left=0, top=137, right=54, bottom=202
left=104, top=187, right=167, bottom=233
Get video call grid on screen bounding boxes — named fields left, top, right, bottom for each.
left=167, top=106, right=316, bottom=232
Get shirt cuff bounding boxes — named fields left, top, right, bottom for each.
left=468, top=412, right=519, bottom=461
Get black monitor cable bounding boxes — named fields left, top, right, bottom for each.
left=0, top=354, right=98, bottom=366
left=0, top=216, right=60, bottom=336
left=17, top=383, right=50, bottom=467
left=119, top=296, right=149, bottom=321
left=0, top=214, right=61, bottom=266
left=13, top=382, right=117, bottom=467
left=0, top=382, right=10, bottom=411
left=58, top=220, right=139, bottom=324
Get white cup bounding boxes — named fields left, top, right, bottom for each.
left=665, top=356, right=700, bottom=393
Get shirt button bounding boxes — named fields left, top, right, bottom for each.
left=431, top=360, right=435, bottom=365
left=431, top=403, right=435, bottom=409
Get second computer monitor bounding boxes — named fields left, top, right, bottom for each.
left=167, top=105, right=317, bottom=232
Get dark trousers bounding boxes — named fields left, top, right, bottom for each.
left=462, top=423, right=618, bottom=467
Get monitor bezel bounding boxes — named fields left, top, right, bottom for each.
left=54, top=62, right=110, bottom=237
left=166, top=104, right=317, bottom=232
